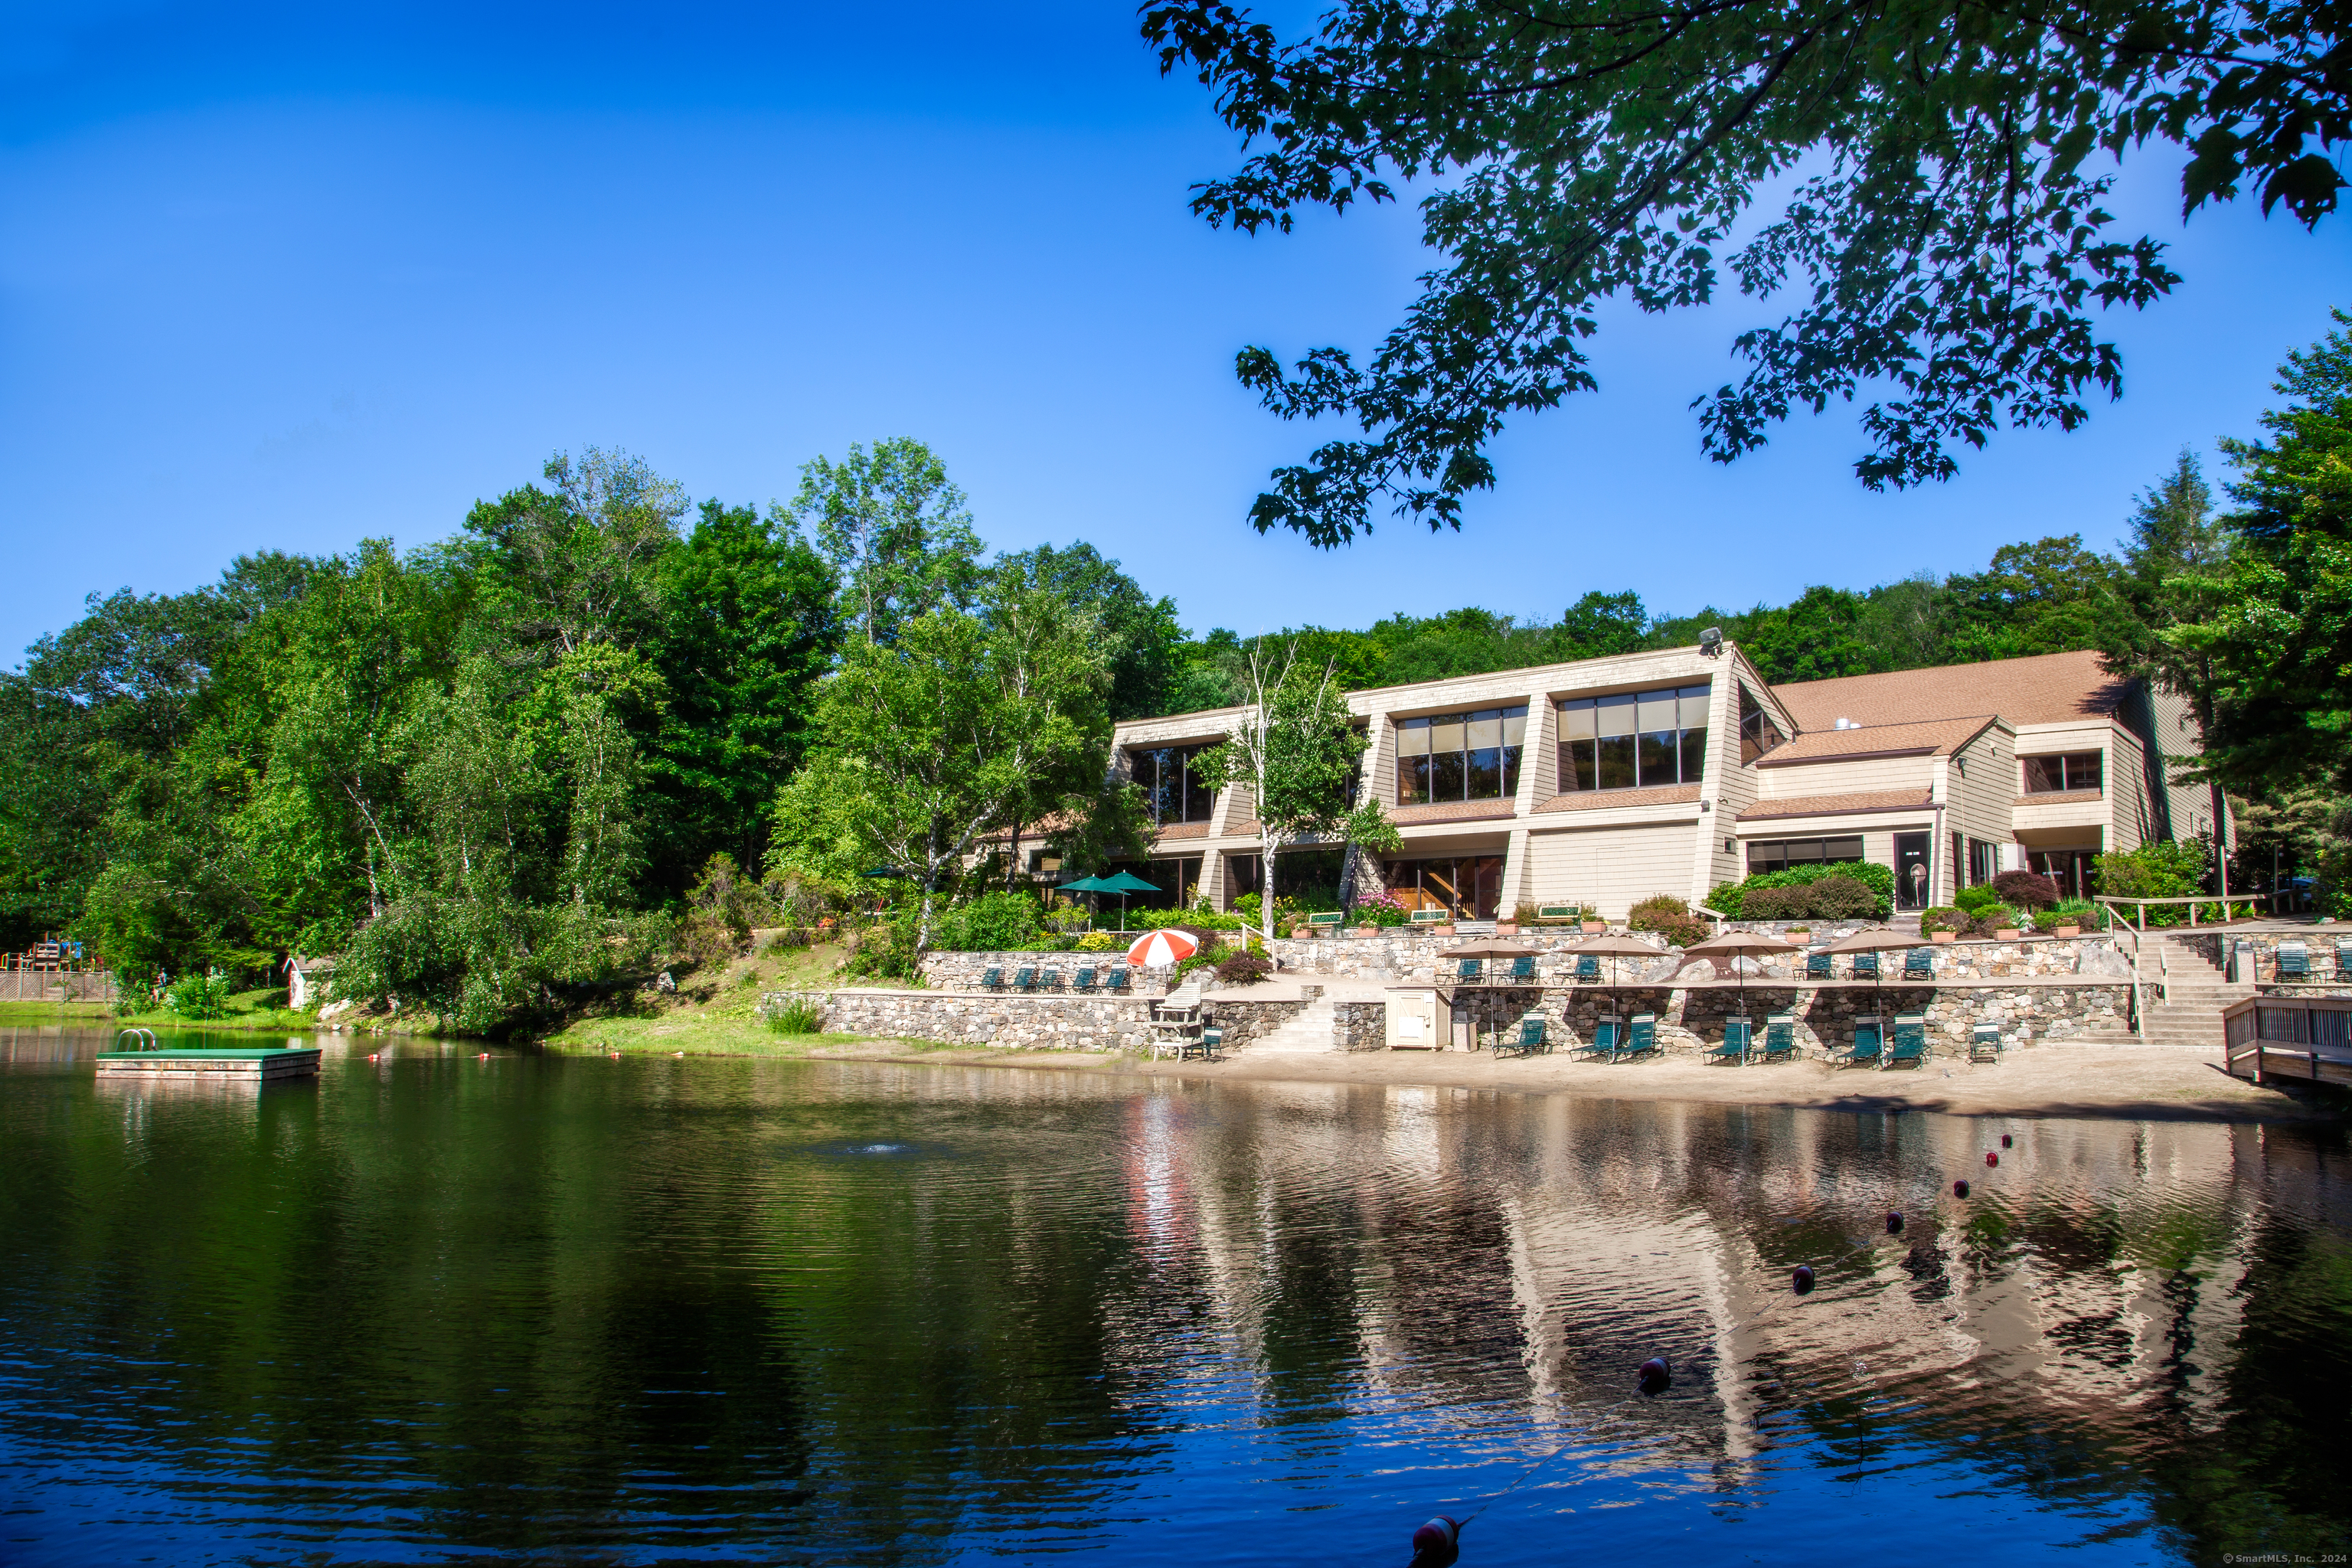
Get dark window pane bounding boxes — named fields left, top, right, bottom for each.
left=1181, top=749, right=1214, bottom=821
left=1432, top=750, right=1467, bottom=799
left=1467, top=746, right=1502, bottom=799
left=1560, top=740, right=1596, bottom=791
left=1638, top=730, right=1679, bottom=786
left=1499, top=743, right=1520, bottom=799
left=1596, top=733, right=1637, bottom=789
left=2069, top=753, right=2102, bottom=791
left=1824, top=837, right=1864, bottom=862
left=1680, top=726, right=1707, bottom=783
left=1398, top=755, right=1428, bottom=804
left=2023, top=756, right=2061, bottom=793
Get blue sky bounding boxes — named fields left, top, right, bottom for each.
left=4, top=2, right=2347, bottom=663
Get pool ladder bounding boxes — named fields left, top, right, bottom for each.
left=114, top=1027, right=162, bottom=1052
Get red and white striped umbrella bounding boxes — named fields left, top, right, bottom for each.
left=1126, top=929, right=1198, bottom=967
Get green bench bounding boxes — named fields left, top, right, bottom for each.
left=1534, top=904, right=1588, bottom=924
left=1306, top=912, right=1345, bottom=931
left=1410, top=908, right=1452, bottom=926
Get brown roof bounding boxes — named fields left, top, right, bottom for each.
left=1534, top=784, right=1702, bottom=813
left=1773, top=649, right=2132, bottom=730
left=1152, top=822, right=1214, bottom=841
left=1738, top=788, right=1935, bottom=822
left=1753, top=715, right=1999, bottom=767
left=1390, top=800, right=1521, bottom=825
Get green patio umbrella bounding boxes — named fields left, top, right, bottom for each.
left=1056, top=874, right=1116, bottom=930
left=1093, top=871, right=1160, bottom=933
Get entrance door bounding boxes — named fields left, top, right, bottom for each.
left=1893, top=832, right=1931, bottom=910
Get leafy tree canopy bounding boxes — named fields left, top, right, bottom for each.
left=1145, top=0, right=2349, bottom=544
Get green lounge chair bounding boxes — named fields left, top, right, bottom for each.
left=2278, top=940, right=2312, bottom=982
left=979, top=967, right=1003, bottom=990
left=1507, top=956, right=1537, bottom=983
left=1012, top=967, right=1038, bottom=993
left=1853, top=952, right=1880, bottom=979
left=1456, top=957, right=1484, bottom=983
left=1706, top=1019, right=1752, bottom=1065
left=1106, top=969, right=1132, bottom=994
left=1573, top=954, right=1601, bottom=982
left=1838, top=1021, right=1884, bottom=1068
left=1073, top=966, right=1097, bottom=992
left=1904, top=947, right=1936, bottom=980
left=1805, top=951, right=1834, bottom=981
left=1178, top=1026, right=1223, bottom=1061
left=1622, top=1013, right=1660, bottom=1060
left=1968, top=1023, right=2003, bottom=1062
left=1497, top=1019, right=1548, bottom=1057
left=1760, top=1012, right=1800, bottom=1063
left=1886, top=1014, right=1929, bottom=1069
left=1571, top=1018, right=1622, bottom=1060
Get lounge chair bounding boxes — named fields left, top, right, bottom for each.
left=1622, top=1013, right=1661, bottom=1060
left=1456, top=957, right=1484, bottom=983
left=1805, top=951, right=1834, bottom=981
left=1886, top=1014, right=1929, bottom=1069
left=1904, top=947, right=1936, bottom=981
left=1012, top=966, right=1038, bottom=993
left=1706, top=1019, right=1752, bottom=1065
left=1760, top=1012, right=1800, bottom=1063
left=979, top=966, right=1003, bottom=991
left=1073, top=966, right=1096, bottom=993
left=1506, top=956, right=1537, bottom=983
left=1853, top=952, right=1880, bottom=980
left=1968, top=1023, right=2003, bottom=1063
left=1571, top=1018, right=1622, bottom=1060
left=1178, top=1026, right=1223, bottom=1061
left=1497, top=1019, right=1548, bottom=1057
left=2337, top=942, right=2352, bottom=983
left=2277, top=940, right=2312, bottom=982
left=1573, top=954, right=1602, bottom=982
left=1836, top=1021, right=1884, bottom=1068
left=1106, top=969, right=1132, bottom=994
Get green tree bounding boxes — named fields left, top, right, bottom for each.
left=459, top=449, right=688, bottom=659
left=988, top=541, right=1184, bottom=720
left=793, top=438, right=985, bottom=647
left=646, top=500, right=841, bottom=884
left=1740, top=586, right=1878, bottom=683
left=1943, top=534, right=2119, bottom=662
left=1199, top=645, right=1399, bottom=944
left=1145, top=0, right=2344, bottom=544
left=770, top=606, right=1111, bottom=957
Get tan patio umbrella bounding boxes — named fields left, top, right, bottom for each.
left=1681, top=930, right=1802, bottom=1021
left=1439, top=941, right=1542, bottom=1047
left=1821, top=926, right=1919, bottom=1037
left=1569, top=933, right=1671, bottom=1032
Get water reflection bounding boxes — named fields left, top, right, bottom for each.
left=0, top=1028, right=2347, bottom=1564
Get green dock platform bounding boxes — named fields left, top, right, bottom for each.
left=96, top=1047, right=322, bottom=1080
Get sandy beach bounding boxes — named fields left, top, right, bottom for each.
left=804, top=1037, right=2331, bottom=1123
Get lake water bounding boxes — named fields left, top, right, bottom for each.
left=3, top=1027, right=2349, bottom=1566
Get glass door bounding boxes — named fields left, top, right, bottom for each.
left=1893, top=833, right=1931, bottom=910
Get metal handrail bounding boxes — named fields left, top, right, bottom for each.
left=113, top=1027, right=161, bottom=1052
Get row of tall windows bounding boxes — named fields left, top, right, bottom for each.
left=1396, top=707, right=1526, bottom=802
left=2021, top=752, right=2102, bottom=793
left=1745, top=836, right=1865, bottom=875
left=1556, top=686, right=1709, bottom=792
left=1129, top=744, right=1216, bottom=824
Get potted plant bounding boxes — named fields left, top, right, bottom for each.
left=1920, top=907, right=1965, bottom=942
left=1580, top=906, right=1606, bottom=933
left=1494, top=919, right=1518, bottom=935
left=1292, top=926, right=1313, bottom=939
left=2047, top=897, right=2094, bottom=939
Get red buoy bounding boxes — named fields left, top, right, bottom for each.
left=1886, top=1210, right=1904, bottom=1234
left=1410, top=1515, right=1462, bottom=1568
left=1638, top=1355, right=1673, bottom=1395
left=476, top=1052, right=490, bottom=1060
left=1953, top=1179, right=1971, bottom=1198
left=2001, top=1133, right=2013, bottom=1148
left=1985, top=1152, right=1998, bottom=1167
left=1793, top=1264, right=1816, bottom=1295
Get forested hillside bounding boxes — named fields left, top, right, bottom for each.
left=5, top=308, right=2346, bottom=1033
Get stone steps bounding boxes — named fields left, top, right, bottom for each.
left=2069, top=933, right=2250, bottom=1047
left=1243, top=998, right=1341, bottom=1054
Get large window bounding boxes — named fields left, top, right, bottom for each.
left=2022, top=753, right=2102, bottom=793
left=1557, top=685, right=1708, bottom=792
left=1738, top=685, right=1785, bottom=763
left=1396, top=707, right=1526, bottom=804
left=1746, top=837, right=1865, bottom=875
left=1130, top=744, right=1216, bottom=824
left=1383, top=855, right=1504, bottom=920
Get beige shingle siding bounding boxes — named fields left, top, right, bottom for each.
left=1949, top=724, right=2017, bottom=864
left=1756, top=753, right=1941, bottom=799
left=1528, top=822, right=1705, bottom=920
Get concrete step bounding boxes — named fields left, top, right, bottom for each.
left=1244, top=1000, right=1341, bottom=1054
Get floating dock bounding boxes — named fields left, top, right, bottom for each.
left=95, top=1047, right=322, bottom=1080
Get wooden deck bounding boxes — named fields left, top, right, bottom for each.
left=96, top=1047, right=321, bottom=1080
left=2223, top=995, right=2352, bottom=1087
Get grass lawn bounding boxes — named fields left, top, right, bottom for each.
left=0, top=986, right=325, bottom=1034
left=544, top=939, right=923, bottom=1057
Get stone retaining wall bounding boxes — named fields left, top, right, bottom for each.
left=1266, top=930, right=2128, bottom=985
left=778, top=987, right=1309, bottom=1052
left=914, top=950, right=1164, bottom=994
left=1335, top=1001, right=1386, bottom=1053
left=2174, top=927, right=2348, bottom=986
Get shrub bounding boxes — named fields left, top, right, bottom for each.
left=1919, top=906, right=1968, bottom=934
left=1953, top=884, right=2004, bottom=915
left=1740, top=884, right=1815, bottom=920
left=2049, top=897, right=2101, bottom=926
left=1075, top=929, right=1124, bottom=952
left=766, top=998, right=824, bottom=1035
left=1808, top=875, right=1880, bottom=920
left=1990, top=869, right=2060, bottom=910
left=1018, top=934, right=1076, bottom=951
left=762, top=928, right=812, bottom=954
left=1629, top=897, right=1709, bottom=947
left=1970, top=903, right=2023, bottom=934
left=2094, top=839, right=2211, bottom=925
left=936, top=890, right=1042, bottom=952
left=1351, top=890, right=1411, bottom=927
left=162, top=971, right=235, bottom=1020
left=1215, top=951, right=1275, bottom=985
left=1707, top=859, right=1893, bottom=920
